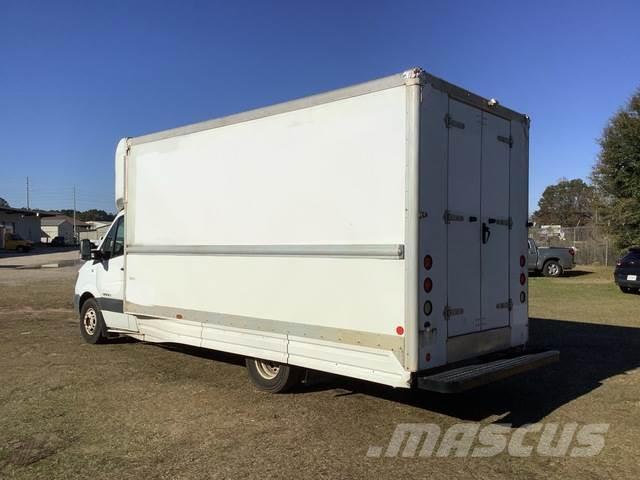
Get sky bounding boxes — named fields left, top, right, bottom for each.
left=1, top=0, right=639, bottom=214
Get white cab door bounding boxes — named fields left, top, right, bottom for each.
left=96, top=216, right=130, bottom=330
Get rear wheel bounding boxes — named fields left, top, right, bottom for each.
left=80, top=298, right=108, bottom=344
left=543, top=260, right=563, bottom=277
left=245, top=358, right=304, bottom=393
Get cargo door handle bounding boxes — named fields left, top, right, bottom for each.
left=482, top=223, right=491, bottom=244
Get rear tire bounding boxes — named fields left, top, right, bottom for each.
left=80, top=298, right=108, bottom=344
left=245, top=358, right=305, bottom=393
left=543, top=260, right=563, bottom=277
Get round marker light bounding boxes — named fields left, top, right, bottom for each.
left=396, top=326, right=405, bottom=336
left=520, top=273, right=526, bottom=285
left=423, top=255, right=433, bottom=270
left=423, top=277, right=433, bottom=293
left=520, top=291, right=526, bottom=303
left=423, top=301, right=433, bottom=316
left=425, top=352, right=431, bottom=362
left=520, top=255, right=526, bottom=267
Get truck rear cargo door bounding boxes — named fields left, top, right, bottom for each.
left=445, top=100, right=511, bottom=337
left=445, top=100, right=482, bottom=337
left=480, top=112, right=511, bottom=331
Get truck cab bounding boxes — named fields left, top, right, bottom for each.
left=74, top=211, right=138, bottom=339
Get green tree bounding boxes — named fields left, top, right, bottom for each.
left=50, top=209, right=115, bottom=222
left=592, top=88, right=640, bottom=248
left=533, top=178, right=599, bottom=226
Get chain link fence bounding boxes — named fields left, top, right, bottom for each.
left=529, top=225, right=626, bottom=266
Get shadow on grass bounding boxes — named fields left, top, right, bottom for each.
left=562, top=269, right=595, bottom=278
left=302, top=317, right=640, bottom=426
left=131, top=317, right=640, bottom=427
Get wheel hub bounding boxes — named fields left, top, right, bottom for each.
left=254, top=360, right=280, bottom=380
left=84, top=308, right=97, bottom=335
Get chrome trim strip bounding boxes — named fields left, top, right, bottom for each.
left=126, top=244, right=405, bottom=259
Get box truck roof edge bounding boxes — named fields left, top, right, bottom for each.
left=130, top=67, right=528, bottom=146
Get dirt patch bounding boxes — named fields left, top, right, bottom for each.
left=1, top=433, right=70, bottom=468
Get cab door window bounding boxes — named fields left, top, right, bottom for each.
left=100, top=218, right=122, bottom=258
left=112, top=217, right=125, bottom=258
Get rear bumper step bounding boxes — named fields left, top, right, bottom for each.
left=417, top=350, right=559, bottom=393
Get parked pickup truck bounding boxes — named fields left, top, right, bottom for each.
left=528, top=238, right=575, bottom=277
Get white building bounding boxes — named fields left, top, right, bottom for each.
left=41, top=215, right=90, bottom=244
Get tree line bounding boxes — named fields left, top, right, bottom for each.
left=0, top=198, right=115, bottom=223
left=534, top=87, right=640, bottom=249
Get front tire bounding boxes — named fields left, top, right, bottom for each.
left=543, top=260, right=563, bottom=277
left=620, top=286, right=637, bottom=294
left=245, top=358, right=304, bottom=393
left=80, top=298, right=108, bottom=344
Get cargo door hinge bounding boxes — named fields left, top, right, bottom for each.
left=497, top=135, right=513, bottom=148
left=443, top=210, right=464, bottom=224
left=496, top=299, right=513, bottom=311
left=444, top=306, right=464, bottom=320
left=444, top=113, right=465, bottom=129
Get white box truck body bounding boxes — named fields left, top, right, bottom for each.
left=75, top=68, right=557, bottom=393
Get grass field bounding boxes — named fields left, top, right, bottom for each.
left=0, top=262, right=638, bottom=479
left=529, top=265, right=638, bottom=326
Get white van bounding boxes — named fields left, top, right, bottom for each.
left=75, top=68, right=558, bottom=393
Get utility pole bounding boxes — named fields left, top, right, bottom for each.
left=73, top=185, right=77, bottom=242
left=26, top=176, right=30, bottom=210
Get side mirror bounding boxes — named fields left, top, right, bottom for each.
left=80, top=239, right=92, bottom=260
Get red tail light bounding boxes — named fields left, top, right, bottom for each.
left=569, top=247, right=575, bottom=256
left=423, top=255, right=433, bottom=270
left=423, top=277, right=433, bottom=293
left=520, top=255, right=526, bottom=267
left=520, top=273, right=526, bottom=285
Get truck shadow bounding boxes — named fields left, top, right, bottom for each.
left=139, top=317, right=639, bottom=427
left=303, top=317, right=640, bottom=426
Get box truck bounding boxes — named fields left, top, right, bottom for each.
left=75, top=67, right=558, bottom=393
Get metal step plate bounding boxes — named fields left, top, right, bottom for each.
left=417, top=350, right=559, bottom=393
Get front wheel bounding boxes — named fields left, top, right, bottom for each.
left=619, top=286, right=637, bottom=294
left=245, top=358, right=305, bottom=393
left=543, top=260, right=563, bottom=277
left=80, top=298, right=108, bottom=344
